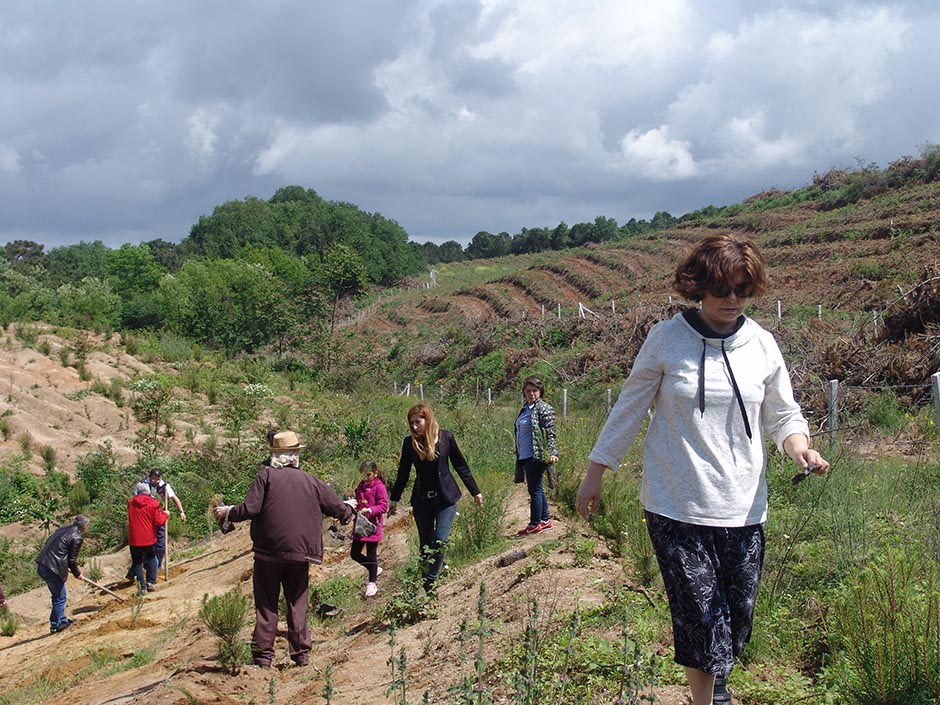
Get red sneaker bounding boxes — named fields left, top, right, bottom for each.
left=517, top=523, right=542, bottom=536
left=538, top=518, right=553, bottom=531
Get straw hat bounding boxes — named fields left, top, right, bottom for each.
left=269, top=430, right=305, bottom=451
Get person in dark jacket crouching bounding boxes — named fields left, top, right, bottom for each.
left=36, top=514, right=89, bottom=633
left=214, top=431, right=354, bottom=668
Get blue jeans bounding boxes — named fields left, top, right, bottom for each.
left=412, top=501, right=458, bottom=590
left=522, top=459, right=551, bottom=525
left=38, top=564, right=69, bottom=628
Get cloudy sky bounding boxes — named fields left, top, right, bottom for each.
left=1, top=0, right=938, bottom=250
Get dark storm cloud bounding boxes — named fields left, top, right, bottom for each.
left=0, top=1, right=938, bottom=249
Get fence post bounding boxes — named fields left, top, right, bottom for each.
left=828, top=379, right=839, bottom=446
left=606, top=388, right=612, bottom=413
left=932, top=371, right=940, bottom=436
left=487, top=388, right=492, bottom=404
left=817, top=304, right=822, bottom=320
left=562, top=388, right=568, bottom=419
left=419, top=383, right=424, bottom=401
left=440, top=385, right=444, bottom=403
left=777, top=300, right=782, bottom=320
left=557, top=303, right=561, bottom=320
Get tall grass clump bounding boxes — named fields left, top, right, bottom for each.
left=0, top=605, right=20, bottom=636
left=828, top=542, right=940, bottom=705
left=199, top=588, right=251, bottom=674
left=447, top=481, right=509, bottom=567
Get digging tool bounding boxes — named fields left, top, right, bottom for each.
left=80, top=575, right=126, bottom=602
left=790, top=463, right=822, bottom=485
left=163, top=493, right=170, bottom=582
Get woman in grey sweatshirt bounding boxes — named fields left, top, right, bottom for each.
left=576, top=234, right=829, bottom=705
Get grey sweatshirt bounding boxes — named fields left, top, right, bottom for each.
left=589, top=313, right=808, bottom=527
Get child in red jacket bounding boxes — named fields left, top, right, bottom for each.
left=350, top=461, right=388, bottom=597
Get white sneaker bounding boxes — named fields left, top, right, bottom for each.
left=365, top=582, right=378, bottom=597
left=376, top=566, right=383, bottom=578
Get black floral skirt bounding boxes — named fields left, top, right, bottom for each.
left=644, top=511, right=764, bottom=676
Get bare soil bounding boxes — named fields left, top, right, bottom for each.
left=0, top=327, right=699, bottom=704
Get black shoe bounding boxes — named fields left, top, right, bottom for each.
left=51, top=619, right=73, bottom=633
left=713, top=675, right=731, bottom=704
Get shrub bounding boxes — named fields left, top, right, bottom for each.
left=829, top=543, right=940, bottom=705
left=447, top=481, right=508, bottom=567
left=0, top=606, right=20, bottom=636
left=40, top=445, right=56, bottom=472
left=199, top=588, right=251, bottom=674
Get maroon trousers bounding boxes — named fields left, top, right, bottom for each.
left=251, top=558, right=311, bottom=666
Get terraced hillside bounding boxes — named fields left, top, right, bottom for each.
left=340, top=179, right=940, bottom=410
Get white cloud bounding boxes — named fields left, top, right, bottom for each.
left=658, top=6, right=909, bottom=173
left=184, top=108, right=220, bottom=168
left=0, top=1, right=938, bottom=247
left=620, top=126, right=697, bottom=180
left=0, top=144, right=21, bottom=172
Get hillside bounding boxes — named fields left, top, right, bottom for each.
left=341, top=178, right=940, bottom=413
left=1, top=174, right=939, bottom=705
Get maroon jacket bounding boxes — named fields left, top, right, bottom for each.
left=127, top=494, right=168, bottom=547
left=228, top=464, right=353, bottom=564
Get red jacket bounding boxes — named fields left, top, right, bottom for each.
left=127, top=494, right=168, bottom=547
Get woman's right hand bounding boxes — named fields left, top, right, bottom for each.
left=575, top=462, right=607, bottom=520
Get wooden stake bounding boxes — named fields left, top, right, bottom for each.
left=163, top=494, right=170, bottom=582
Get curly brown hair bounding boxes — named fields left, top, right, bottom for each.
left=672, top=234, right=769, bottom=302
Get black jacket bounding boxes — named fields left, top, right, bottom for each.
left=391, top=429, right=481, bottom=508
left=36, top=524, right=84, bottom=581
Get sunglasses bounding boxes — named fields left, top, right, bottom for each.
left=711, top=283, right=753, bottom=299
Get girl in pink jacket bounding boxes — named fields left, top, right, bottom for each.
left=351, top=461, right=389, bottom=597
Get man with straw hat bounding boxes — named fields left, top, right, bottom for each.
left=213, top=430, right=355, bottom=668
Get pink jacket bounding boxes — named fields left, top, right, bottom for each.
left=354, top=476, right=388, bottom=542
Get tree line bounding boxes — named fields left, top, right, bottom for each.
left=0, top=183, right=685, bottom=360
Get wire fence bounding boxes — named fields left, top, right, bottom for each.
left=395, top=371, right=940, bottom=438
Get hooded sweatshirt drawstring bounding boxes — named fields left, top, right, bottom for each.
left=698, top=339, right=753, bottom=440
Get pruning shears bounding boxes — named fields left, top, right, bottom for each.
left=790, top=464, right=822, bottom=485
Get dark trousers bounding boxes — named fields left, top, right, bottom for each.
left=129, top=544, right=157, bottom=590
left=252, top=558, right=311, bottom=666
left=350, top=539, right=379, bottom=582
left=154, top=524, right=166, bottom=568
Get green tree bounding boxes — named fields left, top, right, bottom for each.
left=438, top=240, right=465, bottom=263
left=1, top=240, right=45, bottom=274
left=313, top=244, right=369, bottom=335
left=184, top=196, right=278, bottom=259
left=55, top=277, right=122, bottom=330
left=45, top=241, right=108, bottom=286
left=105, top=243, right=166, bottom=297
left=158, top=258, right=282, bottom=355
left=130, top=377, right=175, bottom=460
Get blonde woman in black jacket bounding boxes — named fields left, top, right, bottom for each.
left=389, top=403, right=484, bottom=593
